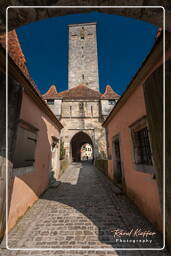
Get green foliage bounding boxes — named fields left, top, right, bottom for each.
left=60, top=140, right=65, bottom=160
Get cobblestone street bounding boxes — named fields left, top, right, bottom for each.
left=0, top=163, right=169, bottom=255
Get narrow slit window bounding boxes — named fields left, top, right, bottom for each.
left=70, top=106, right=72, bottom=117
left=80, top=27, right=85, bottom=40
left=91, top=106, right=93, bottom=117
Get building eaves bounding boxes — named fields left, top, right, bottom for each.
left=0, top=31, right=63, bottom=130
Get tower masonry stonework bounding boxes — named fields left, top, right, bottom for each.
left=68, top=23, right=99, bottom=91
left=43, top=23, right=120, bottom=162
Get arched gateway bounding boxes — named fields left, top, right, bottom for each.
left=71, top=132, right=93, bottom=162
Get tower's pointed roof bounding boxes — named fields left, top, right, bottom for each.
left=101, top=85, right=120, bottom=99
left=43, top=84, right=58, bottom=99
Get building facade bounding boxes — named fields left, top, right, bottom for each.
left=81, top=143, right=93, bottom=160
left=43, top=23, right=120, bottom=162
left=102, top=33, right=165, bottom=232
left=0, top=30, right=63, bottom=234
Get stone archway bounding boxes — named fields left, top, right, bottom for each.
left=70, top=132, right=93, bottom=162
left=0, top=1, right=171, bottom=34
left=0, top=2, right=171, bottom=250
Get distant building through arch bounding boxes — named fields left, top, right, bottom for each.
left=71, top=131, right=93, bottom=162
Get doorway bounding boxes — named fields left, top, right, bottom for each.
left=112, top=136, right=123, bottom=184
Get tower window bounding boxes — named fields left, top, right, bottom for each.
left=80, top=27, right=85, bottom=40
left=108, top=100, right=115, bottom=105
left=82, top=74, right=85, bottom=80
left=47, top=99, right=54, bottom=105
left=91, top=106, right=93, bottom=117
left=79, top=102, right=84, bottom=112
left=70, top=106, right=72, bottom=117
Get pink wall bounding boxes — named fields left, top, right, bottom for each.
left=107, top=84, right=162, bottom=231
left=8, top=92, right=60, bottom=230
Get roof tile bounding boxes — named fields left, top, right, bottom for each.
left=0, top=30, right=41, bottom=94
left=43, top=84, right=102, bottom=100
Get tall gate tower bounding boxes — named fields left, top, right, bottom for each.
left=68, top=23, right=99, bottom=91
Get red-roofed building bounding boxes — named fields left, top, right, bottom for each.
left=43, top=82, right=119, bottom=162
left=0, top=30, right=63, bottom=236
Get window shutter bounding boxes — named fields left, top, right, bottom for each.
left=13, top=126, right=37, bottom=168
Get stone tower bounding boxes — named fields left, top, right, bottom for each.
left=68, top=23, right=99, bottom=91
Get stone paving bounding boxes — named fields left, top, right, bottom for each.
left=0, top=162, right=169, bottom=255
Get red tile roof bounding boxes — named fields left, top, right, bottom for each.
left=101, top=85, right=120, bottom=99
left=43, top=84, right=102, bottom=100
left=0, top=30, right=40, bottom=93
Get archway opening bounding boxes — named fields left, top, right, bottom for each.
left=71, top=132, right=93, bottom=162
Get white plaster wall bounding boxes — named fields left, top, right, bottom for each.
left=101, top=99, right=116, bottom=116
left=47, top=100, right=62, bottom=117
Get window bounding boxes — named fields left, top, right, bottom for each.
left=13, top=121, right=38, bottom=169
left=70, top=106, right=72, bottom=117
left=108, top=100, right=115, bottom=105
left=82, top=74, right=85, bottom=80
left=47, top=99, right=54, bottom=105
left=135, top=127, right=152, bottom=165
left=130, top=117, right=154, bottom=173
left=91, top=106, right=93, bottom=117
left=79, top=102, right=84, bottom=113
left=81, top=32, right=84, bottom=40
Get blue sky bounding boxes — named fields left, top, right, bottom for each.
left=16, top=11, right=158, bottom=95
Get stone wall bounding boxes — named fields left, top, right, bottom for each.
left=1, top=1, right=170, bottom=34
left=60, top=99, right=107, bottom=160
